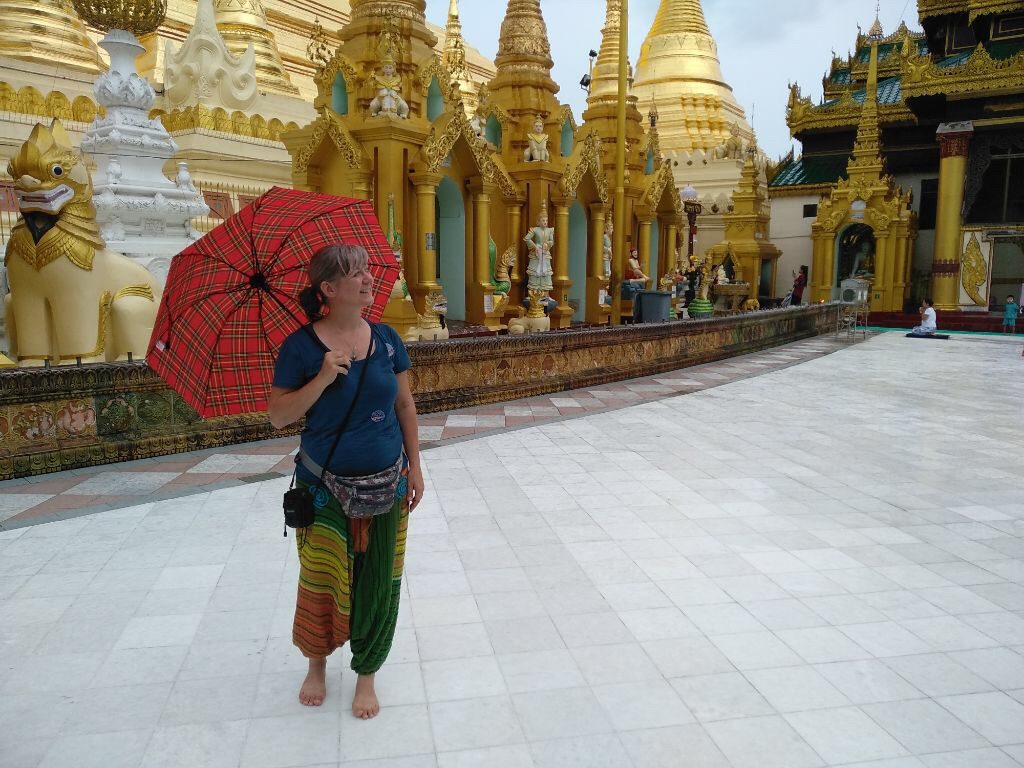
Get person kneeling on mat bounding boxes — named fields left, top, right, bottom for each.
left=911, top=298, right=937, bottom=336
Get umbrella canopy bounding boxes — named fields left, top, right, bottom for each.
left=147, top=187, right=400, bottom=419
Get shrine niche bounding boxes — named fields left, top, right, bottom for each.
left=837, top=223, right=876, bottom=287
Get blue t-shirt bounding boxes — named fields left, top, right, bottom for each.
left=272, top=322, right=411, bottom=482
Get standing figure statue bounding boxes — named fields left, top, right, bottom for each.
left=523, top=116, right=550, bottom=163
left=524, top=207, right=554, bottom=292
left=369, top=58, right=409, bottom=119
left=602, top=218, right=613, bottom=279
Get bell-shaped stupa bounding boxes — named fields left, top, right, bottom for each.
left=632, top=0, right=752, bottom=154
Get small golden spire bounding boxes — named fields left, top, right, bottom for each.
left=587, top=0, right=628, bottom=103
left=495, top=0, right=554, bottom=78
left=442, top=0, right=469, bottom=81
left=214, top=0, right=298, bottom=95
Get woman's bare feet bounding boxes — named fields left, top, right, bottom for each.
left=352, top=673, right=380, bottom=719
left=299, top=658, right=327, bottom=706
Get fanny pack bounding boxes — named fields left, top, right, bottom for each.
left=299, top=449, right=403, bottom=519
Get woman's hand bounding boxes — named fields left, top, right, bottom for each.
left=407, top=464, right=425, bottom=511
left=315, top=351, right=352, bottom=387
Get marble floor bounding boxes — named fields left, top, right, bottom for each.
left=1, top=331, right=1023, bottom=768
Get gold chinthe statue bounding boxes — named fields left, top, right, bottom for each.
left=4, top=120, right=161, bottom=366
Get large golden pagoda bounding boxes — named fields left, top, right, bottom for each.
left=632, top=0, right=753, bottom=154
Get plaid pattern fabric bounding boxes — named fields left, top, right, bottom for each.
left=147, top=187, right=400, bottom=418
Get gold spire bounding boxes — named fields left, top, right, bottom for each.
left=848, top=42, right=885, bottom=180
left=0, top=0, right=102, bottom=73
left=493, top=0, right=557, bottom=89
left=633, top=0, right=751, bottom=153
left=214, top=0, right=298, bottom=95
left=648, top=0, right=710, bottom=37
left=489, top=0, right=560, bottom=116
left=587, top=0, right=630, bottom=103
left=442, top=0, right=468, bottom=80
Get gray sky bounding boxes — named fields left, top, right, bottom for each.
left=426, top=0, right=918, bottom=159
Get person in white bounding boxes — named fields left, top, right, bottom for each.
left=911, top=297, right=937, bottom=336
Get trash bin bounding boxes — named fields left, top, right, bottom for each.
left=632, top=290, right=672, bottom=323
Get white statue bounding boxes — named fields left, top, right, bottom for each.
left=369, top=59, right=409, bottom=119
left=523, top=116, right=550, bottom=163
left=524, top=208, right=554, bottom=292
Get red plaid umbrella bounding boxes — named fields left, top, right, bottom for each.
left=147, top=187, right=399, bottom=419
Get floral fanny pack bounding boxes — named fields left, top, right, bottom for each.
left=300, top=449, right=404, bottom=519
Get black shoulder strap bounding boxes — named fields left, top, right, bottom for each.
left=311, top=323, right=375, bottom=488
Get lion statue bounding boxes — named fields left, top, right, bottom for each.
left=4, top=120, right=160, bottom=366
left=404, top=290, right=449, bottom=342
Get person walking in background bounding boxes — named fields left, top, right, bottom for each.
left=791, top=265, right=808, bottom=306
left=268, top=243, right=423, bottom=718
left=1003, top=295, right=1019, bottom=334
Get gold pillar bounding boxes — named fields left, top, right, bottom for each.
left=587, top=204, right=609, bottom=324
left=468, top=180, right=494, bottom=324
left=551, top=199, right=572, bottom=328
left=932, top=125, right=973, bottom=310
left=507, top=202, right=524, bottom=283
left=411, top=172, right=442, bottom=311
left=810, top=232, right=833, bottom=303
left=664, top=222, right=678, bottom=275
left=638, top=218, right=653, bottom=284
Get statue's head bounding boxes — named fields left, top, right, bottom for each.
left=537, top=209, right=548, bottom=227
left=425, top=290, right=448, bottom=316
left=382, top=60, right=396, bottom=77
left=8, top=119, right=92, bottom=245
left=533, top=116, right=544, bottom=132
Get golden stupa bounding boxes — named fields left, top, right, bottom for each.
left=632, top=0, right=753, bottom=153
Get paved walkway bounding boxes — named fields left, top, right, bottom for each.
left=0, top=334, right=844, bottom=530
left=1, top=331, right=1023, bottom=768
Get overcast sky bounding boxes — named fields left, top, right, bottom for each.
left=425, top=0, right=918, bottom=159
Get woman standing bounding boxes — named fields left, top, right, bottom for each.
left=791, top=265, right=808, bottom=306
left=268, top=244, right=423, bottom=718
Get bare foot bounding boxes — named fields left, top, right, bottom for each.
left=352, top=673, right=379, bottom=719
left=299, top=658, right=327, bottom=706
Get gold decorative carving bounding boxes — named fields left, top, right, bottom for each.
left=314, top=51, right=361, bottom=109
left=156, top=105, right=297, bottom=141
left=420, top=109, right=518, bottom=198
left=0, top=84, right=101, bottom=123
left=416, top=56, right=463, bottom=106
left=786, top=81, right=916, bottom=136
left=902, top=43, right=1024, bottom=99
left=961, top=231, right=987, bottom=306
left=350, top=0, right=424, bottom=22
left=918, top=0, right=1023, bottom=21
left=558, top=130, right=609, bottom=203
left=292, top=114, right=366, bottom=174
left=71, top=0, right=167, bottom=35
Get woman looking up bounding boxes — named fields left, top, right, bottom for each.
left=268, top=243, right=423, bottom=718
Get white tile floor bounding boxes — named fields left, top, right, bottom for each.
left=1, top=332, right=1023, bottom=767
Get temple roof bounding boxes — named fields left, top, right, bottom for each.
left=769, top=153, right=850, bottom=189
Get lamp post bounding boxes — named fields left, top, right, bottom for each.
left=681, top=184, right=702, bottom=266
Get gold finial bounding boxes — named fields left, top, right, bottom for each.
left=442, top=0, right=469, bottom=81
left=495, top=0, right=553, bottom=72
left=307, top=16, right=331, bottom=68
left=71, top=0, right=167, bottom=35
left=867, top=1, right=883, bottom=39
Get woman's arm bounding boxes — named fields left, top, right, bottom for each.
left=267, top=350, right=352, bottom=429
left=394, top=370, right=424, bottom=510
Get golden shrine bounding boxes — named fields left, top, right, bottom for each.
left=283, top=0, right=683, bottom=331
left=771, top=1, right=1024, bottom=315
